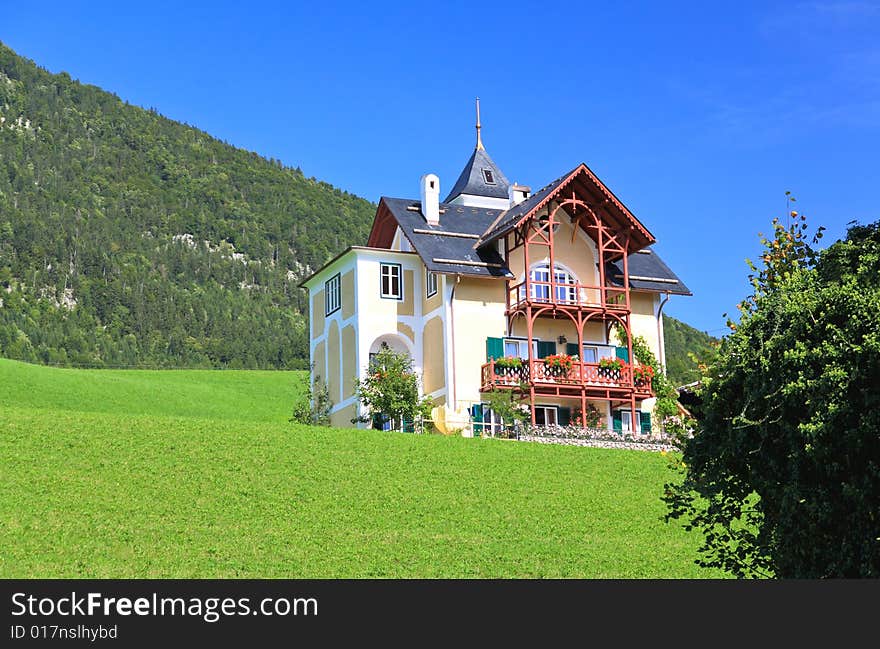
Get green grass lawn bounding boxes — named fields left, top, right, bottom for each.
left=0, top=358, right=720, bottom=578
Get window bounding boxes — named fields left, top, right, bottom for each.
left=504, top=338, right=537, bottom=360
left=482, top=168, right=496, bottom=184
left=380, top=263, right=402, bottom=299
left=426, top=270, right=437, bottom=298
left=531, top=266, right=551, bottom=302
left=581, top=345, right=598, bottom=364
left=534, top=405, right=557, bottom=426
left=526, top=264, right=577, bottom=303
left=324, top=273, right=340, bottom=315
left=616, top=409, right=647, bottom=434
left=475, top=404, right=505, bottom=436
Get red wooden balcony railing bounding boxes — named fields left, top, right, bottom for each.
left=507, top=280, right=629, bottom=310
left=481, top=359, right=653, bottom=395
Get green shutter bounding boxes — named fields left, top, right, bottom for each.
left=615, top=346, right=630, bottom=362
left=537, top=340, right=557, bottom=359
left=612, top=410, right=622, bottom=433
left=558, top=407, right=571, bottom=427
left=486, top=337, right=504, bottom=361
left=471, top=403, right=484, bottom=436
left=566, top=343, right=579, bottom=356
left=640, top=410, right=652, bottom=434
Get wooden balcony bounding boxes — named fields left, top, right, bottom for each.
left=507, top=280, right=629, bottom=312
left=480, top=359, right=653, bottom=399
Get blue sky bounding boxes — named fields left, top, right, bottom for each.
left=4, top=1, right=879, bottom=334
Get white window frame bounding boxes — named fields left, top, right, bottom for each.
left=618, top=409, right=643, bottom=434
left=426, top=269, right=437, bottom=298
left=504, top=337, right=537, bottom=360
left=534, top=405, right=558, bottom=427
left=581, top=345, right=598, bottom=364
left=525, top=263, right=578, bottom=304
left=324, top=273, right=341, bottom=316
left=380, top=263, right=402, bottom=300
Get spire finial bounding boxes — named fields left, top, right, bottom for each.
left=475, top=97, right=484, bottom=150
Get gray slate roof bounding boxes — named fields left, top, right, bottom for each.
left=444, top=147, right=511, bottom=202
left=381, top=196, right=689, bottom=292
left=608, top=249, right=691, bottom=295
left=381, top=197, right=513, bottom=278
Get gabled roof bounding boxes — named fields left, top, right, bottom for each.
left=479, top=170, right=571, bottom=243
left=364, top=158, right=687, bottom=292
left=477, top=163, right=656, bottom=252
left=444, top=147, right=510, bottom=202
left=369, top=197, right=513, bottom=278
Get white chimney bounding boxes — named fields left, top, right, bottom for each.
left=509, top=183, right=531, bottom=208
left=420, top=173, right=440, bottom=226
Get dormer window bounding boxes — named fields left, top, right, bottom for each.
left=482, top=169, right=496, bottom=185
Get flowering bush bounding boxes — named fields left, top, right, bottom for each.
left=543, top=354, right=573, bottom=372
left=356, top=347, right=432, bottom=432
left=494, top=356, right=523, bottom=370
left=572, top=404, right=602, bottom=428
left=632, top=364, right=655, bottom=383
left=598, top=356, right=624, bottom=371
left=520, top=423, right=674, bottom=447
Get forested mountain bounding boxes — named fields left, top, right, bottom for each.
left=662, top=315, right=718, bottom=386
left=0, top=43, right=374, bottom=368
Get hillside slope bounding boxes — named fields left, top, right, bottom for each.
left=663, top=315, right=717, bottom=385
left=0, top=42, right=374, bottom=369
left=0, top=360, right=722, bottom=578
left=0, top=358, right=305, bottom=422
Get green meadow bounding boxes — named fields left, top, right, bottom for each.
left=0, top=358, right=720, bottom=578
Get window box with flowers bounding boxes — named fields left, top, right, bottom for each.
left=632, top=363, right=655, bottom=387
left=598, top=356, right=625, bottom=381
left=543, top=353, right=574, bottom=378
left=493, top=356, right=524, bottom=379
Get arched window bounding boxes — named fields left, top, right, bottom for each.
left=527, top=264, right=578, bottom=304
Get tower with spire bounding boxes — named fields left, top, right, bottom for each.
left=444, top=99, right=511, bottom=209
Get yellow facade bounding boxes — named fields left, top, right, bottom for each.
left=327, top=320, right=341, bottom=403
left=341, top=324, right=357, bottom=400
left=311, top=290, right=325, bottom=338
left=422, top=316, right=445, bottom=394
left=341, top=270, right=355, bottom=320
left=450, top=277, right=507, bottom=409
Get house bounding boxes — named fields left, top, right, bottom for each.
left=300, top=103, right=690, bottom=435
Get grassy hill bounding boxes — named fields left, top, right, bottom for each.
left=0, top=357, right=305, bottom=423
left=0, top=359, right=723, bottom=578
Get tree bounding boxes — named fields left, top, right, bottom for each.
left=290, top=370, right=332, bottom=426
left=354, top=346, right=432, bottom=432
left=615, top=325, right=680, bottom=426
left=664, top=212, right=880, bottom=578
left=483, top=388, right=530, bottom=437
